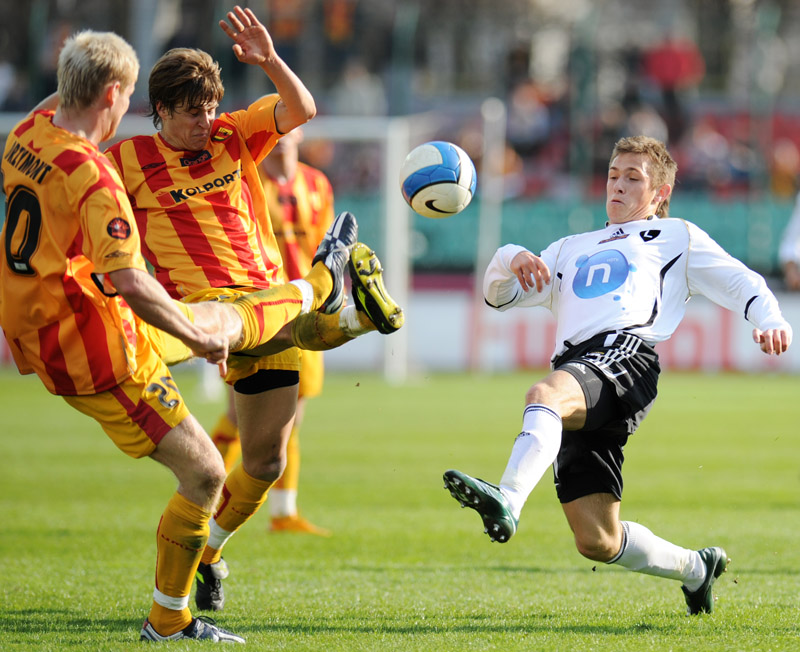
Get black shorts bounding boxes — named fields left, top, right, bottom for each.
left=551, top=331, right=660, bottom=504
left=233, top=369, right=299, bottom=395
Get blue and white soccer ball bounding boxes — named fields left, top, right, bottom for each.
left=399, top=141, right=477, bottom=218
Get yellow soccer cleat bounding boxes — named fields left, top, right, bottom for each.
left=348, top=242, right=404, bottom=334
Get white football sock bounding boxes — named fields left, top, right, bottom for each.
left=340, top=305, right=370, bottom=336
left=499, top=404, right=562, bottom=519
left=289, top=279, right=314, bottom=313
left=206, top=518, right=236, bottom=551
left=269, top=488, right=298, bottom=518
left=609, top=521, right=706, bottom=589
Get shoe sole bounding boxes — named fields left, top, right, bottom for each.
left=349, top=243, right=404, bottom=334
left=443, top=469, right=516, bottom=543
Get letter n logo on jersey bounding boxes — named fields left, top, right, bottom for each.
left=572, top=249, right=630, bottom=298
left=107, top=217, right=131, bottom=239
left=212, top=127, right=233, bottom=142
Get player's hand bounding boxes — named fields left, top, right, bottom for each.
left=511, top=251, right=551, bottom=293
left=190, top=334, right=230, bottom=376
left=219, top=5, right=274, bottom=66
left=752, top=327, right=792, bottom=355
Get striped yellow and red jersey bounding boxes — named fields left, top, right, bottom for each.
left=0, top=110, right=149, bottom=395
left=105, top=94, right=285, bottom=299
left=261, top=162, right=334, bottom=282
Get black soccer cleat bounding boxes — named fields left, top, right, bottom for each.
left=681, top=546, right=729, bottom=615
left=312, top=211, right=358, bottom=314
left=195, top=558, right=228, bottom=612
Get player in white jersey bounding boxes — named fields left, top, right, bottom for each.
left=443, top=135, right=792, bottom=615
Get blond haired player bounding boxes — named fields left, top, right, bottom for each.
left=0, top=29, right=249, bottom=643
left=105, top=6, right=403, bottom=613
left=1, top=25, right=374, bottom=643
left=211, top=127, right=336, bottom=536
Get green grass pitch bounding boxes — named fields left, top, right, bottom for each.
left=0, top=365, right=798, bottom=650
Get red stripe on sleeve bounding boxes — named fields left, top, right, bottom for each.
left=38, top=321, right=78, bottom=395
left=245, top=131, right=271, bottom=160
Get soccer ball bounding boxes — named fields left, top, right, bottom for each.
left=399, top=141, right=477, bottom=218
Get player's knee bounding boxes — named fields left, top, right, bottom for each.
left=525, top=382, right=557, bottom=407
left=573, top=532, right=618, bottom=562
left=202, top=467, right=227, bottom=498
left=184, top=461, right=226, bottom=507
left=243, top=453, right=285, bottom=482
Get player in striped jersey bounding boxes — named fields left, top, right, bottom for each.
left=0, top=30, right=246, bottom=643
left=210, top=127, right=334, bottom=536
left=106, top=6, right=402, bottom=613
left=444, top=135, right=792, bottom=615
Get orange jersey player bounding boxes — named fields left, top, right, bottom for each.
left=106, top=6, right=403, bottom=616
left=0, top=29, right=249, bottom=644
left=1, top=110, right=150, bottom=396
left=105, top=92, right=285, bottom=300
left=210, top=127, right=335, bottom=537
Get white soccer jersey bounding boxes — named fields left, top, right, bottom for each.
left=484, top=217, right=790, bottom=360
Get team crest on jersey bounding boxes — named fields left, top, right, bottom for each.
left=640, top=229, right=661, bottom=242
left=598, top=228, right=629, bottom=244
left=212, top=127, right=233, bottom=142
left=180, top=150, right=211, bottom=166
left=107, top=217, right=131, bottom=239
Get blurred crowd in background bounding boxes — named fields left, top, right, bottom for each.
left=2, top=0, right=800, bottom=201
left=4, top=0, right=800, bottom=282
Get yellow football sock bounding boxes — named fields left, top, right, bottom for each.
left=274, top=425, right=300, bottom=491
left=210, top=415, right=241, bottom=473
left=305, top=262, right=335, bottom=312
left=291, top=311, right=354, bottom=350
left=231, top=284, right=306, bottom=351
left=201, top=464, right=272, bottom=565
left=148, top=492, right=211, bottom=636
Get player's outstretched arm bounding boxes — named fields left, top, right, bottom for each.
left=108, top=268, right=230, bottom=370
left=752, top=327, right=792, bottom=356
left=219, top=5, right=315, bottom=133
